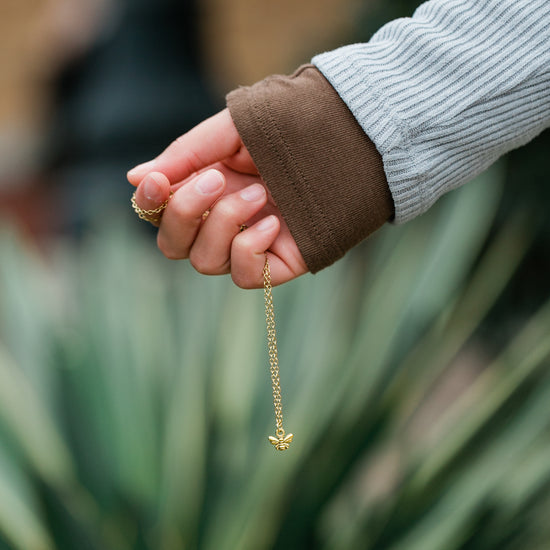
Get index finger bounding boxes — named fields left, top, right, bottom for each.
left=127, top=109, right=241, bottom=186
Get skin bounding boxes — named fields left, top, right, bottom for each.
left=127, top=109, right=307, bottom=288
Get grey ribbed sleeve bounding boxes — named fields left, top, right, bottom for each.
left=313, top=0, right=550, bottom=224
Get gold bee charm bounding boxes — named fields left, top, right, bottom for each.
left=268, top=433, right=294, bottom=451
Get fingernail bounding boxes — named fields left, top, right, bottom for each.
left=143, top=174, right=163, bottom=201
left=195, top=170, right=224, bottom=195
left=256, top=215, right=277, bottom=231
left=128, top=160, right=155, bottom=179
left=240, top=183, right=266, bottom=202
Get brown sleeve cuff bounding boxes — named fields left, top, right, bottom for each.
left=226, top=64, right=394, bottom=273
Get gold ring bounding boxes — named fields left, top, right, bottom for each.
left=239, top=224, right=248, bottom=232
left=131, top=191, right=171, bottom=223
left=202, top=209, right=211, bottom=221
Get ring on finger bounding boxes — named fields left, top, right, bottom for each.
left=131, top=191, right=172, bottom=223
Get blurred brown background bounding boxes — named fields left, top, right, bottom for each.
left=0, top=0, right=107, bottom=182
left=0, top=0, right=364, bottom=236
left=200, top=0, right=363, bottom=89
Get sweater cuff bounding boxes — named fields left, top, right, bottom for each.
left=226, top=65, right=394, bottom=273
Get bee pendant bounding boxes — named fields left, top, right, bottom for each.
left=268, top=433, right=293, bottom=451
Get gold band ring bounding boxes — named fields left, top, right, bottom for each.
left=131, top=191, right=171, bottom=223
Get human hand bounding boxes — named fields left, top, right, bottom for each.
left=127, top=109, right=307, bottom=288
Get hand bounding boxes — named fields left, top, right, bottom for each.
left=127, top=109, right=307, bottom=288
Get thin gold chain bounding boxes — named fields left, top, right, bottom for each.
left=131, top=192, right=171, bottom=222
left=263, top=255, right=293, bottom=451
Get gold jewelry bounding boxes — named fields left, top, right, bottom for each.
left=131, top=192, right=171, bottom=223
left=263, top=255, right=293, bottom=450
left=202, top=209, right=211, bottom=221
left=239, top=224, right=248, bottom=232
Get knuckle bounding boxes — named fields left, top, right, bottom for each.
left=189, top=249, right=211, bottom=274
left=171, top=143, right=203, bottom=174
left=231, top=271, right=249, bottom=289
left=231, top=270, right=257, bottom=289
left=174, top=134, right=187, bottom=146
left=213, top=199, right=239, bottom=220
left=169, top=194, right=196, bottom=219
left=230, top=233, right=251, bottom=256
left=157, top=234, right=186, bottom=261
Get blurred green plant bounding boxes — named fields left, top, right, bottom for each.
left=0, top=162, right=548, bottom=550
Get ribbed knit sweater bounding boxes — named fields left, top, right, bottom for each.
left=313, top=0, right=550, bottom=224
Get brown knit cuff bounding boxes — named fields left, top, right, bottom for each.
left=227, top=64, right=394, bottom=273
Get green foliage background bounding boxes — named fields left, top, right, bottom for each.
left=0, top=161, right=549, bottom=549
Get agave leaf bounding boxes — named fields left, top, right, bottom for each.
left=392, top=206, right=533, bottom=427
left=70, top=226, right=163, bottom=505
left=495, top=438, right=550, bottom=514
left=0, top=446, right=53, bottom=550
left=387, top=355, right=550, bottom=550
left=155, top=270, right=226, bottom=547
left=0, top=345, right=75, bottom=487
left=0, top=228, right=62, bottom=407
left=410, top=299, right=550, bottom=490
left=336, top=166, right=502, bottom=428
left=366, top=301, right=550, bottom=550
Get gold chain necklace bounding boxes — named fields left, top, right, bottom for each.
left=263, top=255, right=293, bottom=451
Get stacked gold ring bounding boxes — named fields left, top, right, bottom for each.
left=131, top=192, right=171, bottom=224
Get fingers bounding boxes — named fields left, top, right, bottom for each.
left=229, top=216, right=279, bottom=288
left=230, top=216, right=303, bottom=289
left=188, top=183, right=268, bottom=274
left=131, top=163, right=306, bottom=288
left=157, top=169, right=226, bottom=259
left=127, top=109, right=241, bottom=186
left=149, top=166, right=290, bottom=286
left=158, top=172, right=269, bottom=266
